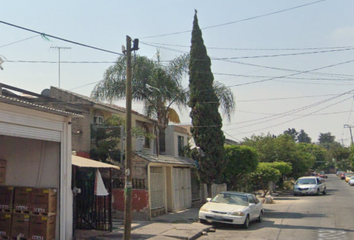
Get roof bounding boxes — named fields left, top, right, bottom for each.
left=0, top=95, right=83, bottom=117
left=72, top=155, right=120, bottom=169
left=135, top=153, right=195, bottom=166
left=51, top=87, right=156, bottom=122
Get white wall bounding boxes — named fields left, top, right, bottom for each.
left=0, top=136, right=60, bottom=187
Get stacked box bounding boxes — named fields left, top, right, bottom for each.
left=32, top=188, right=57, bottom=214
left=14, top=187, right=33, bottom=212
left=11, top=213, right=30, bottom=239
left=0, top=186, right=14, bottom=211
left=29, top=215, right=56, bottom=240
left=0, top=160, right=6, bottom=185
left=0, top=212, right=12, bottom=238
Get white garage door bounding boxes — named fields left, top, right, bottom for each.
left=0, top=108, right=62, bottom=142
left=173, top=168, right=192, bottom=211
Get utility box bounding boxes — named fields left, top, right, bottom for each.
left=14, top=187, right=33, bottom=212
left=0, top=212, right=12, bottom=238
left=11, top=213, right=30, bottom=239
left=0, top=160, right=6, bottom=185
left=29, top=215, right=56, bottom=240
left=32, top=188, right=57, bottom=214
left=0, top=186, right=14, bottom=211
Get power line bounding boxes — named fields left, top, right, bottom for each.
left=139, top=0, right=326, bottom=39
left=0, top=20, right=123, bottom=55
left=229, top=96, right=352, bottom=136
left=141, top=41, right=354, bottom=51
left=5, top=60, right=115, bottom=64
left=0, top=35, right=39, bottom=49
left=216, top=48, right=354, bottom=60
left=237, top=93, right=352, bottom=102
left=225, top=89, right=354, bottom=129
left=142, top=41, right=354, bottom=79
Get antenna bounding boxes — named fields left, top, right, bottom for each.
left=50, top=46, right=71, bottom=88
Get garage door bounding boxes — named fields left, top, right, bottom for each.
left=173, top=168, right=192, bottom=211
left=0, top=109, right=62, bottom=142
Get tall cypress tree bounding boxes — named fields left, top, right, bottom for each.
left=188, top=10, right=225, bottom=195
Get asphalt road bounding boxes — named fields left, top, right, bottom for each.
left=198, top=174, right=354, bottom=240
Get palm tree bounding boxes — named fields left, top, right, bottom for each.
left=91, top=52, right=235, bottom=136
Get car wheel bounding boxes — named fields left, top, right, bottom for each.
left=243, top=215, right=250, bottom=228
left=199, top=219, right=208, bottom=224
left=257, top=211, right=263, bottom=222
left=322, top=188, right=326, bottom=195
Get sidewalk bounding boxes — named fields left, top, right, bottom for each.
left=75, top=208, right=212, bottom=240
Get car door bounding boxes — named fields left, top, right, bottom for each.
left=247, top=195, right=257, bottom=220
left=316, top=178, right=324, bottom=192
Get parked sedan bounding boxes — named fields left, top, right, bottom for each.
left=199, top=191, right=263, bottom=228
left=348, top=176, right=354, bottom=186
left=345, top=174, right=354, bottom=182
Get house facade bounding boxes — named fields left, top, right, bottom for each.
left=46, top=87, right=157, bottom=161
left=112, top=153, right=196, bottom=220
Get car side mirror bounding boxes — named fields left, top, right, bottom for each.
left=206, top=198, right=212, bottom=202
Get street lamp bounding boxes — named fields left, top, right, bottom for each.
left=344, top=124, right=354, bottom=145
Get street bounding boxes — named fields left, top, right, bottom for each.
left=199, top=174, right=354, bottom=240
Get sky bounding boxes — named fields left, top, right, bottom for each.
left=1, top=0, right=354, bottom=145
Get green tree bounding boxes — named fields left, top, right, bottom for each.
left=283, top=128, right=298, bottom=142
left=251, top=163, right=281, bottom=197
left=318, top=132, right=336, bottom=150
left=243, top=134, right=277, bottom=162
left=224, top=145, right=258, bottom=191
left=91, top=53, right=188, bottom=131
left=90, top=115, right=124, bottom=163
left=189, top=10, right=225, bottom=196
left=297, top=129, right=312, bottom=143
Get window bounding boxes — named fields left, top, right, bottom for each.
left=92, top=110, right=104, bottom=126
left=248, top=195, right=255, bottom=204
left=178, top=136, right=184, bottom=157
left=93, top=116, right=104, bottom=126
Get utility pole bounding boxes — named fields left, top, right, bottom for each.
left=123, top=35, right=139, bottom=240
left=50, top=46, right=71, bottom=88
left=344, top=124, right=354, bottom=145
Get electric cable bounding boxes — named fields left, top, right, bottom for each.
left=139, top=0, right=326, bottom=39
left=0, top=35, right=39, bottom=49
left=0, top=20, right=123, bottom=55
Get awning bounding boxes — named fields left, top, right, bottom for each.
left=72, top=155, right=120, bottom=169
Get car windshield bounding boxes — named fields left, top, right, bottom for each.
left=211, top=193, right=249, bottom=206
left=297, top=178, right=316, bottom=184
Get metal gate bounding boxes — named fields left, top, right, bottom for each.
left=173, top=168, right=192, bottom=211
left=150, top=167, right=165, bottom=209
left=74, top=168, right=111, bottom=231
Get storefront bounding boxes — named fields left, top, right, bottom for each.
left=0, top=94, right=80, bottom=239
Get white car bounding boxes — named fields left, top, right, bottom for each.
left=348, top=176, right=354, bottom=186
left=198, top=191, right=263, bottom=228
left=293, top=176, right=326, bottom=196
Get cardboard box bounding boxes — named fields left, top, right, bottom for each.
left=0, top=212, right=12, bottom=238
left=32, top=188, right=57, bottom=214
left=11, top=213, right=30, bottom=239
left=14, top=187, right=33, bottom=211
left=29, top=215, right=56, bottom=240
left=0, top=186, right=14, bottom=210
left=0, top=160, right=6, bottom=185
